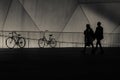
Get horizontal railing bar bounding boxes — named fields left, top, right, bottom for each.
left=0, top=30, right=120, bottom=34
left=0, top=30, right=119, bottom=48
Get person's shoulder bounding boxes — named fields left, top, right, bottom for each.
left=96, top=27, right=99, bottom=29
left=100, top=26, right=103, bottom=28
left=100, top=26, right=103, bottom=29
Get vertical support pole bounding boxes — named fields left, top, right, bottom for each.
left=118, top=33, right=120, bottom=47
left=2, top=31, right=3, bottom=48
left=27, top=32, right=30, bottom=48
left=62, top=32, right=63, bottom=48
left=117, top=34, right=118, bottom=47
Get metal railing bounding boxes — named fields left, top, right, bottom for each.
left=0, top=30, right=120, bottom=48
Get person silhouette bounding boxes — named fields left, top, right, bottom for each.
left=95, top=22, right=104, bottom=54
left=83, top=24, right=95, bottom=54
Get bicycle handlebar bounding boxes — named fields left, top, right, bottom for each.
left=9, top=32, right=21, bottom=37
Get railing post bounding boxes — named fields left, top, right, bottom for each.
left=2, top=31, right=4, bottom=48
left=59, top=42, right=60, bottom=48
left=27, top=32, right=30, bottom=48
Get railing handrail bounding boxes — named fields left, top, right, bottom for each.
left=0, top=30, right=120, bottom=34
left=0, top=30, right=120, bottom=48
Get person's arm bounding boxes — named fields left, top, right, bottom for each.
left=84, top=30, right=86, bottom=35
left=102, top=27, right=103, bottom=34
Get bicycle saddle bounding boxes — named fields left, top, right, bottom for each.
left=18, top=34, right=21, bottom=36
left=49, top=34, right=53, bottom=36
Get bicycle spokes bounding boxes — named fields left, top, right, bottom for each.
left=38, top=38, right=46, bottom=48
left=18, top=37, right=26, bottom=48
left=49, top=39, right=57, bottom=48
left=6, top=32, right=26, bottom=49
left=6, top=37, right=16, bottom=49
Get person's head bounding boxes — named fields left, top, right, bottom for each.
left=97, top=22, right=101, bottom=26
left=86, top=24, right=90, bottom=29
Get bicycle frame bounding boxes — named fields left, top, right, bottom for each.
left=38, top=30, right=57, bottom=48
left=42, top=31, right=51, bottom=43
left=10, top=32, right=22, bottom=45
left=6, top=31, right=26, bottom=49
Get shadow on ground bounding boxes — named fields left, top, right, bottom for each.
left=0, top=47, right=119, bottom=76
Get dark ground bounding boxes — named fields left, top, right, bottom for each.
left=0, top=48, right=119, bottom=77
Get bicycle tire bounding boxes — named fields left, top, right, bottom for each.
left=6, top=37, right=16, bottom=49
left=38, top=38, right=46, bottom=48
left=18, top=37, right=26, bottom=48
left=49, top=38, right=57, bottom=48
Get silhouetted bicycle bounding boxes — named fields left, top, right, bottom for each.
left=38, top=31, right=57, bottom=48
left=6, top=31, right=26, bottom=49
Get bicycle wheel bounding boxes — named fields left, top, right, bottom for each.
left=6, top=37, right=16, bottom=49
left=18, top=37, right=26, bottom=48
left=38, top=38, right=45, bottom=48
left=49, top=38, right=57, bottom=48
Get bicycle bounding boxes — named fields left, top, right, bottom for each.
left=38, top=31, right=57, bottom=48
left=6, top=31, right=26, bottom=49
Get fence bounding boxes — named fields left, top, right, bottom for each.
left=0, top=31, right=120, bottom=48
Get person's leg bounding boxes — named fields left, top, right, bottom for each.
left=91, top=43, right=94, bottom=49
left=91, top=43, right=95, bottom=54
left=95, top=40, right=99, bottom=51
left=83, top=44, right=87, bottom=53
left=99, top=40, right=104, bottom=54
